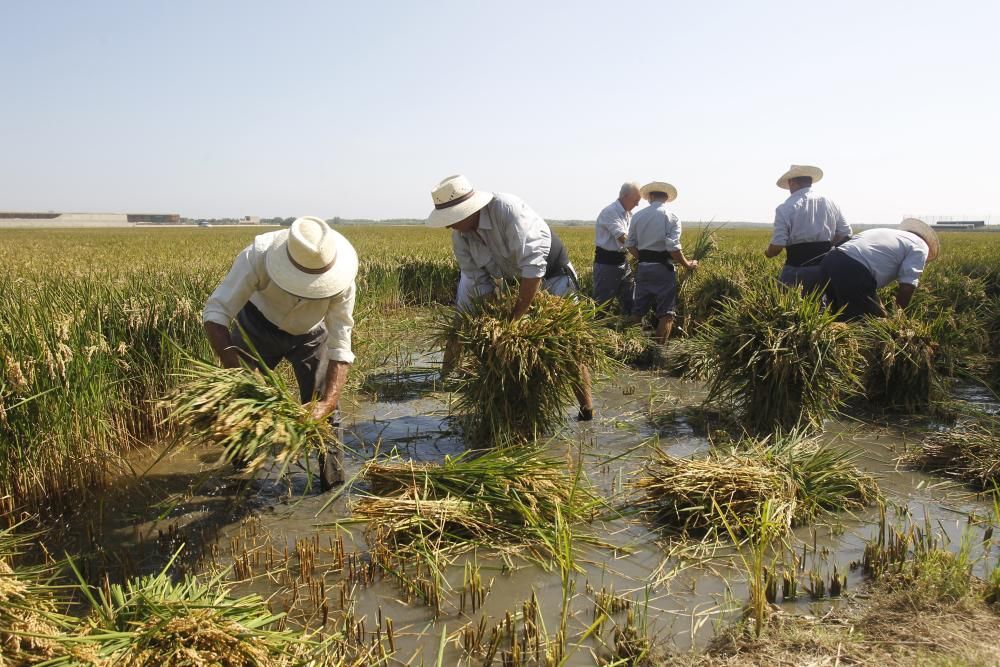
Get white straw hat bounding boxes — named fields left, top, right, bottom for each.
left=265, top=217, right=358, bottom=299
left=426, top=174, right=494, bottom=228
left=777, top=164, right=823, bottom=189
left=640, top=181, right=678, bottom=202
left=899, top=218, right=940, bottom=262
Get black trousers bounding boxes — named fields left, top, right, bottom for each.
left=820, top=249, right=885, bottom=322
left=229, top=302, right=343, bottom=488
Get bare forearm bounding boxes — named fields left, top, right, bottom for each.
left=204, top=322, right=241, bottom=368
left=670, top=250, right=697, bottom=270
left=764, top=244, right=784, bottom=258
left=319, top=360, right=350, bottom=408
left=512, top=277, right=543, bottom=319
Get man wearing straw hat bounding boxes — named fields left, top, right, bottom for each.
left=765, top=165, right=851, bottom=292
left=593, top=182, right=641, bottom=313
left=426, top=174, right=594, bottom=421
left=626, top=182, right=698, bottom=344
left=202, top=216, right=359, bottom=490
left=819, top=218, right=940, bottom=321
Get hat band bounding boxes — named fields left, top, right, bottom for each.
left=434, top=190, right=476, bottom=210
left=287, top=246, right=335, bottom=275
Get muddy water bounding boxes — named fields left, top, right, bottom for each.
left=51, top=365, right=1000, bottom=664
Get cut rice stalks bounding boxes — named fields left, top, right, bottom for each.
left=161, top=355, right=334, bottom=477
left=57, top=555, right=324, bottom=666
left=687, top=281, right=863, bottom=434
left=431, top=291, right=617, bottom=444
left=0, top=523, right=71, bottom=667
left=903, top=417, right=1000, bottom=489
left=859, top=311, right=951, bottom=414
left=632, top=432, right=879, bottom=537
left=354, top=446, right=603, bottom=576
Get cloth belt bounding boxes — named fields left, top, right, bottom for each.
left=785, top=241, right=832, bottom=267
left=594, top=246, right=627, bottom=265
left=637, top=249, right=674, bottom=268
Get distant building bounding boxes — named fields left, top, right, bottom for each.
left=931, top=220, right=986, bottom=231
left=238, top=216, right=261, bottom=225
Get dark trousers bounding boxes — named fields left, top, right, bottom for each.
left=820, top=250, right=885, bottom=322
left=230, top=302, right=343, bottom=487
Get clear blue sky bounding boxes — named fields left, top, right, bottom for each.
left=2, top=1, right=998, bottom=224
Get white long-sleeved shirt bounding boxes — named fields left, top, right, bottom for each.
left=453, top=193, right=552, bottom=310
left=839, top=229, right=929, bottom=288
left=771, top=187, right=850, bottom=246
left=626, top=202, right=682, bottom=255
left=202, top=231, right=356, bottom=363
left=595, top=200, right=630, bottom=251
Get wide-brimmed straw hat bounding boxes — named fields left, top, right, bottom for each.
left=776, top=164, right=824, bottom=189
left=426, top=174, right=495, bottom=228
left=899, top=218, right=941, bottom=262
left=265, top=217, right=358, bottom=299
left=640, top=181, right=678, bottom=202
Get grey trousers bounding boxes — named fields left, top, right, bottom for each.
left=229, top=302, right=343, bottom=488
left=592, top=262, right=634, bottom=314
left=778, top=264, right=825, bottom=294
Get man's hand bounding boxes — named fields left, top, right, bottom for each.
left=686, top=259, right=699, bottom=271
left=764, top=244, right=784, bottom=258
left=895, top=283, right=916, bottom=309
left=511, top=276, right=543, bottom=319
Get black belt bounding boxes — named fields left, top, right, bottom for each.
left=637, top=249, right=674, bottom=267
left=544, top=229, right=571, bottom=278
left=594, top=247, right=626, bottom=265
left=785, top=241, right=832, bottom=267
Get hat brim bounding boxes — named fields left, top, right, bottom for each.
left=265, top=228, right=359, bottom=299
left=899, top=218, right=940, bottom=262
left=640, top=182, right=678, bottom=202
left=777, top=166, right=824, bottom=189
left=426, top=191, right=494, bottom=228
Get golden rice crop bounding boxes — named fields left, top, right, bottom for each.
left=162, top=356, right=334, bottom=478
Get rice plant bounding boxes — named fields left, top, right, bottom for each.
left=690, top=280, right=863, bottom=434
left=632, top=431, right=878, bottom=536
left=58, top=555, right=322, bottom=666
left=354, top=446, right=602, bottom=570
left=161, top=355, right=334, bottom=478
left=0, top=523, right=71, bottom=666
left=430, top=291, right=617, bottom=444
left=904, top=417, right=1000, bottom=489
left=859, top=310, right=951, bottom=413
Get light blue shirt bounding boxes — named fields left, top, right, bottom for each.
left=626, top=202, right=682, bottom=255
left=839, top=228, right=929, bottom=288
left=595, top=200, right=630, bottom=251
left=771, top=187, right=850, bottom=246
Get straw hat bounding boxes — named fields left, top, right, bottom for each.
left=426, top=174, right=495, bottom=228
left=265, top=217, right=358, bottom=299
left=899, top=218, right=940, bottom=262
left=640, top=181, right=678, bottom=202
left=776, top=165, right=824, bottom=190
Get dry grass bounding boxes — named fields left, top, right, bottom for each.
left=904, top=418, right=1000, bottom=489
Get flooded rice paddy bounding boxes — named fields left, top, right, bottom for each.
left=42, top=358, right=1000, bottom=664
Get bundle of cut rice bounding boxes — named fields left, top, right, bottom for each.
left=432, top=292, right=616, bottom=444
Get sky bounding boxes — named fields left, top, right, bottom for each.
left=1, top=1, right=998, bottom=224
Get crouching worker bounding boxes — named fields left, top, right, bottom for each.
left=626, top=181, right=698, bottom=344
left=202, top=216, right=359, bottom=490
left=819, top=218, right=940, bottom=322
left=426, top=174, right=595, bottom=421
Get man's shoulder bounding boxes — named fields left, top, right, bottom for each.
left=252, top=230, right=284, bottom=254
left=598, top=200, right=622, bottom=219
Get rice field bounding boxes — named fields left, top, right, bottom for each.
left=2, top=225, right=1000, bottom=665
